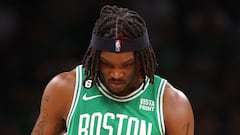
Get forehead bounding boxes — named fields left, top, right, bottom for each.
left=100, top=51, right=134, bottom=62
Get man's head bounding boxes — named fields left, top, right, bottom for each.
left=82, top=5, right=158, bottom=90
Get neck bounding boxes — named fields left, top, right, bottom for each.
left=98, top=76, right=145, bottom=97
left=118, top=78, right=144, bottom=96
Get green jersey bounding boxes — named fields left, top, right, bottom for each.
left=66, top=65, right=167, bottom=135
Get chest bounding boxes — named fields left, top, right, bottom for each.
left=68, top=86, right=160, bottom=135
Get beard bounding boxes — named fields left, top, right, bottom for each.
left=98, top=70, right=142, bottom=96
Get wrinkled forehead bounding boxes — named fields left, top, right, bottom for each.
left=100, top=51, right=135, bottom=63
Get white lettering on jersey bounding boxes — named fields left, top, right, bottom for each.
left=116, top=114, right=128, bottom=135
left=78, top=112, right=152, bottom=135
left=90, top=112, right=102, bottom=135
left=79, top=114, right=90, bottom=135
left=139, top=98, right=155, bottom=112
left=127, top=117, right=139, bottom=135
left=140, top=120, right=152, bottom=135
left=103, top=113, right=114, bottom=135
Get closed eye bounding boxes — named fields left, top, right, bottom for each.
left=100, top=60, right=113, bottom=68
left=123, top=62, right=134, bottom=67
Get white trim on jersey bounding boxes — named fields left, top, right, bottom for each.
left=96, top=77, right=150, bottom=102
left=66, top=65, right=83, bottom=130
left=160, top=79, right=166, bottom=134
left=156, top=79, right=167, bottom=135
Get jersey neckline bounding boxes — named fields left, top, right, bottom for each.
left=96, top=77, right=150, bottom=102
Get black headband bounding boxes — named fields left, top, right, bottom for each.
left=90, top=31, right=150, bottom=52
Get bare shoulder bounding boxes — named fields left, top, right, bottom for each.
left=163, top=82, right=191, bottom=111
left=163, top=82, right=194, bottom=135
left=43, top=68, right=76, bottom=118
left=31, top=68, right=76, bottom=135
left=46, top=69, right=76, bottom=93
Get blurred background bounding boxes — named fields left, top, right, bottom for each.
left=1, top=0, right=239, bottom=135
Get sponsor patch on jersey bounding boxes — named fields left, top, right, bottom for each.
left=139, top=98, right=155, bottom=112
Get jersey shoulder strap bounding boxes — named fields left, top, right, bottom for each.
left=66, top=65, right=83, bottom=128
left=154, top=75, right=167, bottom=134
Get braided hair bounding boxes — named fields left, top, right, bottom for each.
left=82, top=5, right=158, bottom=84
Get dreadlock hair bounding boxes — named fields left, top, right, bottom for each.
left=82, top=5, right=158, bottom=85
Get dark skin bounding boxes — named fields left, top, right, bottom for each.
left=163, top=82, right=194, bottom=134
left=31, top=51, right=194, bottom=135
left=99, top=52, right=142, bottom=96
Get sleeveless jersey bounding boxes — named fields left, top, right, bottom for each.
left=66, top=65, right=167, bottom=135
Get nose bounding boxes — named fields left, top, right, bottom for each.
left=110, top=69, right=123, bottom=79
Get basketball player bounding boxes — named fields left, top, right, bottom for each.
left=31, top=5, right=194, bottom=135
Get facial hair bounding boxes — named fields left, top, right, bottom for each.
left=98, top=70, right=142, bottom=96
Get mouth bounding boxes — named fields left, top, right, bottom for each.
left=111, top=81, right=123, bottom=85
left=110, top=81, right=123, bottom=86
left=108, top=80, right=125, bottom=91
